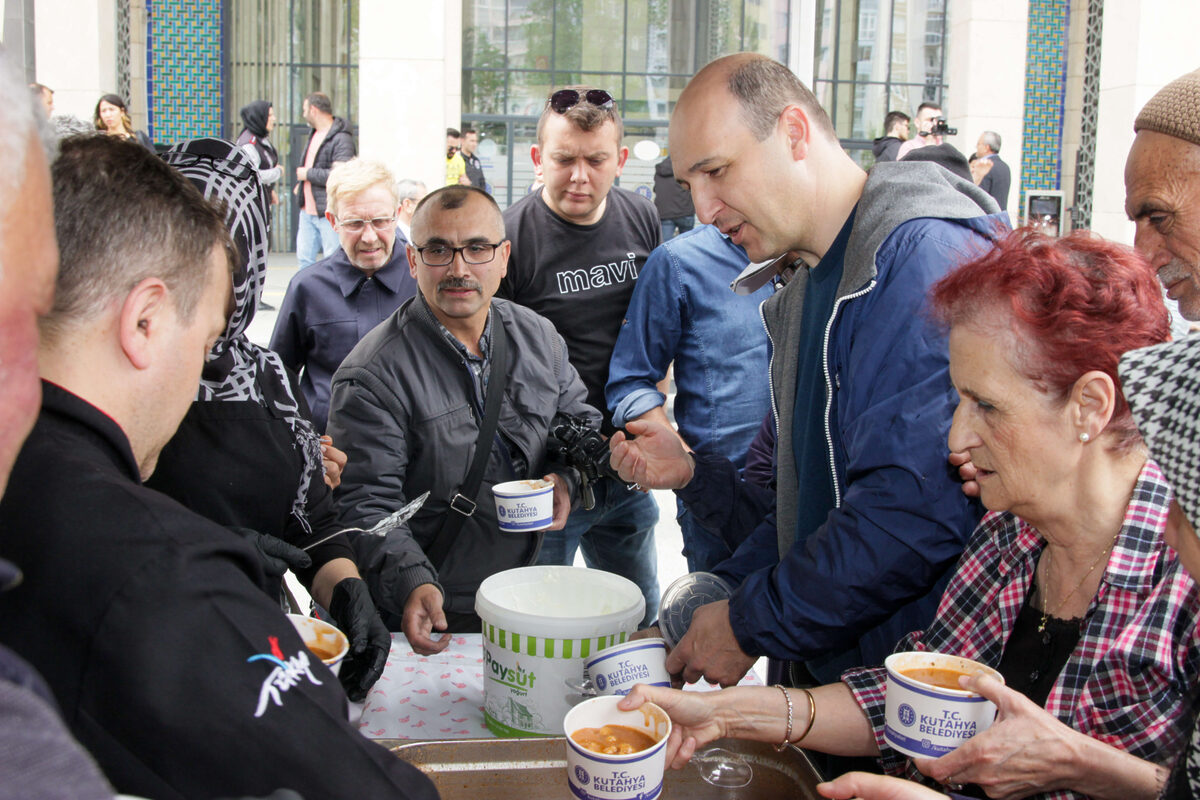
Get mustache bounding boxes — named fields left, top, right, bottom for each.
left=1157, top=257, right=1196, bottom=284
left=438, top=277, right=482, bottom=292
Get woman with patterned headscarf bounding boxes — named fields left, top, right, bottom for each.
left=146, top=138, right=390, bottom=703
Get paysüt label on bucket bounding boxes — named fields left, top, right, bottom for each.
left=482, top=624, right=628, bottom=736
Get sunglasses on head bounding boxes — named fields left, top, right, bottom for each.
left=548, top=89, right=615, bottom=114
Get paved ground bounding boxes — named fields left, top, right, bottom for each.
left=253, top=253, right=691, bottom=599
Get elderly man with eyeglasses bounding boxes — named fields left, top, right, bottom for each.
left=271, top=157, right=418, bottom=432
left=326, top=185, right=602, bottom=649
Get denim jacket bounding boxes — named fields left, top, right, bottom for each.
left=606, top=225, right=772, bottom=466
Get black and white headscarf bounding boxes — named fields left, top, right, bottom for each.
left=162, top=138, right=323, bottom=533
left=1120, top=335, right=1200, bottom=527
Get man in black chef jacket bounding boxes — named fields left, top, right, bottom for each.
left=0, top=135, right=438, bottom=800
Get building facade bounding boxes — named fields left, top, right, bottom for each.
left=17, top=0, right=1200, bottom=249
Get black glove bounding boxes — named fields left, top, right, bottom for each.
left=328, top=577, right=391, bottom=702
left=229, top=527, right=312, bottom=578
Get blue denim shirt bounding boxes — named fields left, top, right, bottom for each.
left=606, top=225, right=772, bottom=467
left=270, top=242, right=418, bottom=432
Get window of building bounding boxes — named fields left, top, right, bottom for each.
left=814, top=0, right=948, bottom=169
left=462, top=0, right=790, bottom=208
left=225, top=0, right=359, bottom=250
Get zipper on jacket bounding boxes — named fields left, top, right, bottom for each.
left=759, top=299, right=779, bottom=444
left=821, top=279, right=876, bottom=508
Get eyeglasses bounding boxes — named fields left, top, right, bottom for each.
left=161, top=151, right=255, bottom=183
left=548, top=89, right=615, bottom=114
left=337, top=216, right=397, bottom=234
left=415, top=242, right=504, bottom=267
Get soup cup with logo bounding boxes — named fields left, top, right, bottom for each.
left=568, top=637, right=673, bottom=698
left=492, top=479, right=554, bottom=533
left=883, top=651, right=1004, bottom=759
left=564, top=694, right=672, bottom=800
left=286, top=613, right=349, bottom=676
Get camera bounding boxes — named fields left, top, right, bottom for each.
left=928, top=118, right=958, bottom=137
left=547, top=413, right=631, bottom=510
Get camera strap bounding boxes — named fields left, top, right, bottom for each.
left=429, top=314, right=509, bottom=569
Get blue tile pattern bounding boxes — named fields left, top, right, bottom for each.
left=1021, top=0, right=1070, bottom=217
left=146, top=0, right=223, bottom=144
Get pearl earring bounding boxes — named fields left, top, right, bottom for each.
left=1079, top=432, right=1090, bottom=443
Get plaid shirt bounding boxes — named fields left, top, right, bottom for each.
left=843, top=460, right=1200, bottom=799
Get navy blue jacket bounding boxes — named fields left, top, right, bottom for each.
left=716, top=162, right=1007, bottom=679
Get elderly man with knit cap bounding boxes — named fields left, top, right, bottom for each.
left=1126, top=67, right=1200, bottom=321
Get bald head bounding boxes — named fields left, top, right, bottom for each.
left=668, top=53, right=863, bottom=264
left=679, top=53, right=835, bottom=142
left=410, top=185, right=505, bottom=244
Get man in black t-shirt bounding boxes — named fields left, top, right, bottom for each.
left=498, top=86, right=661, bottom=626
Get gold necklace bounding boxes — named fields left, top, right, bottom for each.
left=1037, top=531, right=1120, bottom=634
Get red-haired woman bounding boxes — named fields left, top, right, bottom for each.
left=621, top=230, right=1200, bottom=800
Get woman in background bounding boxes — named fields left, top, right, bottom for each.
left=235, top=100, right=282, bottom=203
left=93, top=93, right=152, bottom=150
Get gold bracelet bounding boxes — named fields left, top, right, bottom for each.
left=774, top=684, right=793, bottom=752
left=794, top=688, right=817, bottom=744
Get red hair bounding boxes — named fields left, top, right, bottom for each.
left=930, top=228, right=1170, bottom=449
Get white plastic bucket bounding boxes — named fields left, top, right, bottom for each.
left=476, top=566, right=645, bottom=736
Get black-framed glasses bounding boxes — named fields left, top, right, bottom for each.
left=336, top=216, right=397, bottom=234
left=415, top=242, right=504, bottom=267
left=548, top=89, right=615, bottom=114
left=160, top=151, right=255, bottom=183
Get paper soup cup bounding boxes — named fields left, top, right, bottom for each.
left=286, top=613, right=349, bottom=677
left=564, top=695, right=671, bottom=800
left=493, top=479, right=554, bottom=533
left=883, top=652, right=1003, bottom=759
left=584, top=638, right=671, bottom=696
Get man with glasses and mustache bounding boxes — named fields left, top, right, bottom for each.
left=271, top=158, right=418, bottom=432
left=326, top=185, right=601, bottom=648
left=497, top=86, right=662, bottom=627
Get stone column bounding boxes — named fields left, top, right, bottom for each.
left=359, top=0, right=462, bottom=195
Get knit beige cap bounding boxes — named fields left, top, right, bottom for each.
left=1134, top=68, right=1200, bottom=146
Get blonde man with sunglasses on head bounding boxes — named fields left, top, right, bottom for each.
left=271, top=158, right=418, bottom=432
left=497, top=86, right=662, bottom=627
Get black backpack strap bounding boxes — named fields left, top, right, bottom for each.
left=426, top=316, right=509, bottom=568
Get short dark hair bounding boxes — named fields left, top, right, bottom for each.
left=304, top=92, right=333, bottom=115
left=446, top=128, right=462, bottom=139
left=536, top=85, right=623, bottom=146
left=725, top=56, right=835, bottom=142
left=462, top=127, right=477, bottom=136
left=45, top=137, right=232, bottom=340
left=916, top=101, right=942, bottom=115
left=883, top=110, right=910, bottom=133
left=411, top=185, right=505, bottom=242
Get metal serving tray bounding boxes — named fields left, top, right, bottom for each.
left=386, top=736, right=825, bottom=799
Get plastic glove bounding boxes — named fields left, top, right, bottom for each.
left=328, top=577, right=391, bottom=702
left=229, top=527, right=312, bottom=578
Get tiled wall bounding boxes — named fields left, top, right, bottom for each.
left=1020, top=0, right=1070, bottom=216
left=146, top=0, right=223, bottom=144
